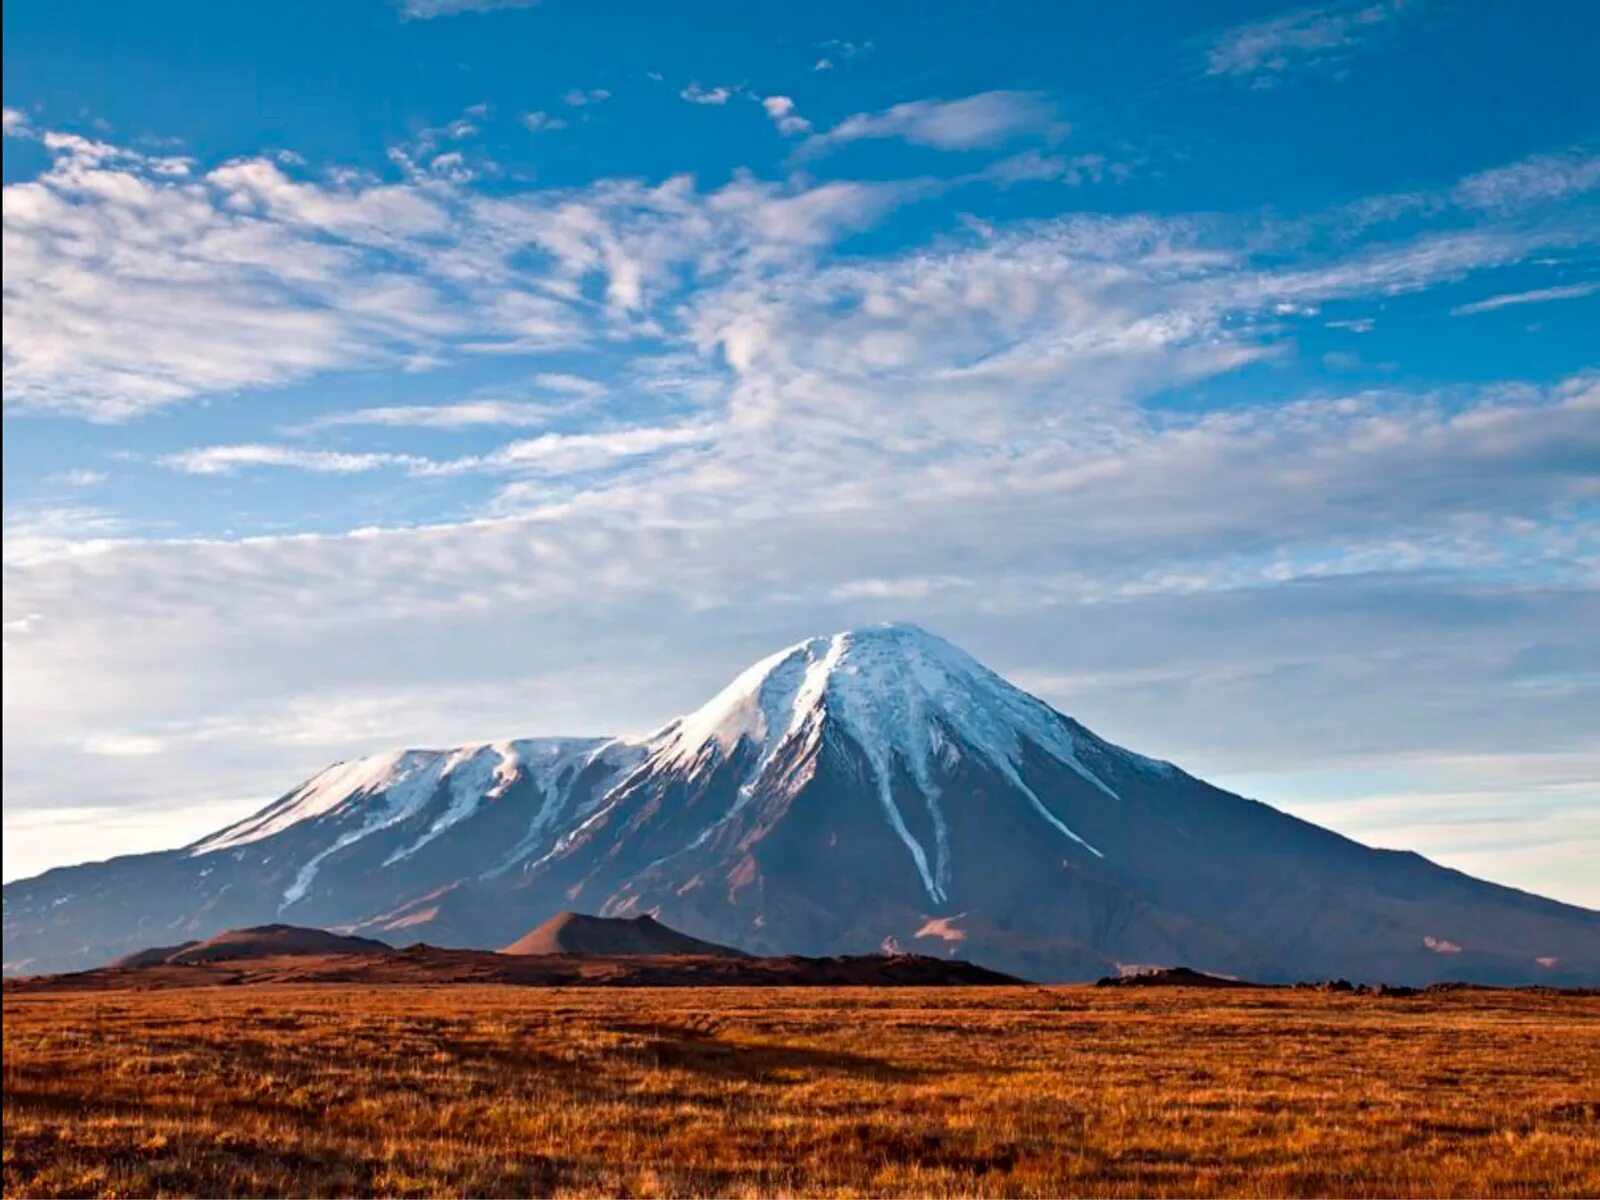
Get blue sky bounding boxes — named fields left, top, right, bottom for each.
left=3, top=0, right=1597, bottom=904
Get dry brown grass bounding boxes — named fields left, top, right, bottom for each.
left=4, top=985, right=1598, bottom=1197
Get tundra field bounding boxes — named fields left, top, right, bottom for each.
left=4, top=985, right=1598, bottom=1198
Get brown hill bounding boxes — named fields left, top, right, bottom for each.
left=500, top=912, right=747, bottom=958
left=1095, top=966, right=1258, bottom=988
left=161, top=924, right=393, bottom=964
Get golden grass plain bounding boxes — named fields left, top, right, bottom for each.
left=4, top=984, right=1598, bottom=1198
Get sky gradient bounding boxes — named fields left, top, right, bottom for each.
left=3, top=0, right=1597, bottom=905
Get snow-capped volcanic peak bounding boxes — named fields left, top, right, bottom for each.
left=15, top=620, right=1598, bottom=988
left=659, top=623, right=1119, bottom=804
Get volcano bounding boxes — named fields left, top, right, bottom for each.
left=5, top=624, right=1595, bottom=983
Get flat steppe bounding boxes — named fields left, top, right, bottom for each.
left=5, top=985, right=1597, bottom=1197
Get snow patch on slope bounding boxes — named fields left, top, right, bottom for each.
left=480, top=737, right=649, bottom=876
left=193, top=736, right=625, bottom=863
left=185, top=736, right=638, bottom=906
left=383, top=737, right=630, bottom=866
left=192, top=751, right=426, bottom=855
left=279, top=750, right=449, bottom=906
left=382, top=743, right=519, bottom=866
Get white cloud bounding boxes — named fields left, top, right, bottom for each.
left=761, top=95, right=812, bottom=137
left=293, top=400, right=567, bottom=432
left=532, top=372, right=608, bottom=396
left=396, top=0, right=539, bottom=18
left=160, top=445, right=423, bottom=476
left=520, top=110, right=568, bottom=134
left=812, top=39, right=873, bottom=71
left=425, top=151, right=475, bottom=183
left=982, top=149, right=1123, bottom=187
left=1453, top=152, right=1600, bottom=212
left=3, top=142, right=464, bottom=420
left=3, top=123, right=922, bottom=419
left=562, top=88, right=610, bottom=107
left=82, top=733, right=166, bottom=757
left=298, top=375, right=610, bottom=437
left=830, top=576, right=969, bottom=602
left=706, top=175, right=914, bottom=250
left=452, top=422, right=718, bottom=478
left=1452, top=281, right=1600, bottom=316
left=2, top=505, right=141, bottom=567
left=383, top=106, right=495, bottom=181
left=161, top=419, right=717, bottom=480
left=800, top=90, right=1058, bottom=155
left=2, top=108, right=30, bottom=137
left=680, top=83, right=738, bottom=106
left=1206, top=1, right=1413, bottom=82
left=6, top=123, right=1587, bottom=444
left=11, top=116, right=1573, bottom=425
left=52, top=469, right=108, bottom=487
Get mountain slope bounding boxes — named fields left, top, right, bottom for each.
left=5, top=624, right=1596, bottom=982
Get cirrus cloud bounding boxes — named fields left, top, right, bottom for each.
left=798, top=91, right=1059, bottom=157
left=1206, top=1, right=1416, bottom=83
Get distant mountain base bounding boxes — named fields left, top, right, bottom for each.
left=4, top=917, right=1022, bottom=991
left=3, top=946, right=1022, bottom=992
left=10, top=919, right=1596, bottom=997
left=1094, top=967, right=1599, bottom=997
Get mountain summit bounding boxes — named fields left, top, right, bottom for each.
left=648, top=623, right=1124, bottom=902
left=5, top=624, right=1596, bottom=982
